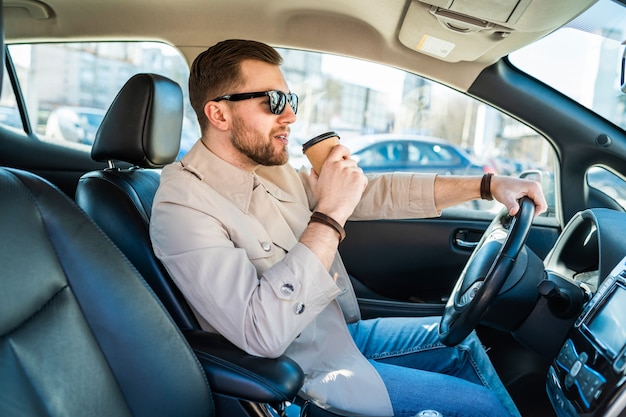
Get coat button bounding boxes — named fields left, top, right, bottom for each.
left=294, top=302, right=305, bottom=314
left=281, top=283, right=294, bottom=296
left=261, top=241, right=271, bottom=252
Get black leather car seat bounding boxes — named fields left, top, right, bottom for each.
left=0, top=164, right=308, bottom=416
left=75, top=73, right=198, bottom=331
left=0, top=167, right=215, bottom=416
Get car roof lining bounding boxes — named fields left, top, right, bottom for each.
left=3, top=0, right=597, bottom=92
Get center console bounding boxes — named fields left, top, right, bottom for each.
left=547, top=256, right=626, bottom=416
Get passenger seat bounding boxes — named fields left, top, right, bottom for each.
left=1, top=166, right=215, bottom=417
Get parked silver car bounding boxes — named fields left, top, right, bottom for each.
left=45, top=106, right=105, bottom=145
left=344, top=134, right=492, bottom=175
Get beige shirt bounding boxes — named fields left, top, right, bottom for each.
left=150, top=140, right=439, bottom=416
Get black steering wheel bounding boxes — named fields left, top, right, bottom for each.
left=439, top=197, right=535, bottom=346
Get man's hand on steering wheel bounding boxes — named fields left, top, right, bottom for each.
left=490, top=175, right=547, bottom=216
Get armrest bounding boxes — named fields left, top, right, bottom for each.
left=183, top=330, right=304, bottom=403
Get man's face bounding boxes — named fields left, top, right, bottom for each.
left=227, top=60, right=297, bottom=167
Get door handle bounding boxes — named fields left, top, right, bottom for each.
left=454, top=229, right=481, bottom=249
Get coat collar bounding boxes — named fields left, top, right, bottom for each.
left=180, top=140, right=298, bottom=213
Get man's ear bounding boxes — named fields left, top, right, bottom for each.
left=204, top=101, right=230, bottom=131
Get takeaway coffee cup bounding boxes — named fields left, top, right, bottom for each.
left=302, top=131, right=340, bottom=175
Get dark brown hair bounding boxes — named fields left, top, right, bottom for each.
left=189, top=39, right=283, bottom=132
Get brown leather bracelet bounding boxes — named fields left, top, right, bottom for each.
left=309, top=211, right=346, bottom=242
left=480, top=173, right=494, bottom=201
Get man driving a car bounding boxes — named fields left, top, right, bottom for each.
left=150, top=39, right=547, bottom=417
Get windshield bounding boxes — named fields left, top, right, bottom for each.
left=509, top=0, right=626, bottom=131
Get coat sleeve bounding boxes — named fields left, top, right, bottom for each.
left=298, top=167, right=441, bottom=220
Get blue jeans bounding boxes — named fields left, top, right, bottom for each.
left=348, top=316, right=521, bottom=417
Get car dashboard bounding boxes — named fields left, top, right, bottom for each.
left=540, top=209, right=626, bottom=416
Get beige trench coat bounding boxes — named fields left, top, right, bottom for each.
left=150, top=140, right=439, bottom=416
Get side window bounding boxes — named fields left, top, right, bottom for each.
left=587, top=166, right=626, bottom=210
left=7, top=42, right=200, bottom=158
left=0, top=63, right=22, bottom=131
left=279, top=48, right=557, bottom=215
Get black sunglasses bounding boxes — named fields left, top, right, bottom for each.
left=211, top=90, right=298, bottom=115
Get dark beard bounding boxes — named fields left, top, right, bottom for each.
left=231, top=117, right=288, bottom=166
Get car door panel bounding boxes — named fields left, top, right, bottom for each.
left=0, top=127, right=105, bottom=198
left=340, top=211, right=560, bottom=318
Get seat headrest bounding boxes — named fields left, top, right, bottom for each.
left=91, top=73, right=183, bottom=168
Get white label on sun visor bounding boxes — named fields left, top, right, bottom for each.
left=417, top=35, right=455, bottom=58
